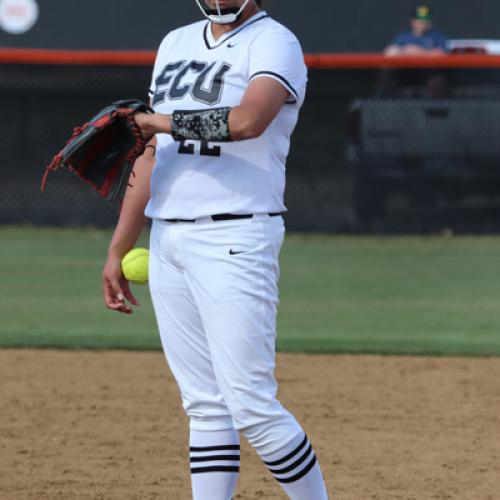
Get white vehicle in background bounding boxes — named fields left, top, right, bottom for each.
left=448, top=39, right=500, bottom=54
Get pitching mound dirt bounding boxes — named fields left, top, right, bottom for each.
left=1, top=350, right=499, bottom=499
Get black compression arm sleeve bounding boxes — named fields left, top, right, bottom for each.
left=170, top=107, right=233, bottom=142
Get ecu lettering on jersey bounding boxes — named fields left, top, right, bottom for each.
left=153, top=61, right=232, bottom=106
left=145, top=11, right=307, bottom=220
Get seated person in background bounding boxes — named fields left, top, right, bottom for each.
left=385, top=5, right=448, bottom=56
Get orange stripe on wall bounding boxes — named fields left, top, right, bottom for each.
left=0, top=48, right=155, bottom=66
left=2, top=48, right=500, bottom=68
left=303, top=53, right=500, bottom=68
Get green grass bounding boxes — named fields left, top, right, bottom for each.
left=1, top=226, right=500, bottom=355
left=278, top=234, right=500, bottom=355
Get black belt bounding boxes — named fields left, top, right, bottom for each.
left=164, top=213, right=283, bottom=223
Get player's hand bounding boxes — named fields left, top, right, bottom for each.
left=401, top=44, right=432, bottom=55
left=134, top=112, right=171, bottom=138
left=102, top=253, right=140, bottom=314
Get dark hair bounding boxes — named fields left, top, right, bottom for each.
left=256, top=0, right=264, bottom=6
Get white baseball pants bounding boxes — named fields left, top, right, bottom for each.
left=148, top=214, right=302, bottom=455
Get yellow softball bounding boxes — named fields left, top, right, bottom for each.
left=121, top=247, right=149, bottom=285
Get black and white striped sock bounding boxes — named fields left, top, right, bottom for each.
left=262, top=433, right=328, bottom=499
left=189, top=429, right=240, bottom=500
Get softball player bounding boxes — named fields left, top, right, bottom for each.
left=102, top=0, right=329, bottom=498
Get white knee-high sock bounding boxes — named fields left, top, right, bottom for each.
left=260, top=432, right=329, bottom=500
left=189, top=429, right=240, bottom=500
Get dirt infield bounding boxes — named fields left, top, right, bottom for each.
left=1, top=350, right=499, bottom=499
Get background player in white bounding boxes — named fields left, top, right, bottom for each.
left=102, top=0, right=329, bottom=498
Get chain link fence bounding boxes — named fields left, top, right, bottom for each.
left=2, top=63, right=500, bottom=232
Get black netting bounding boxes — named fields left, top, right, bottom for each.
left=2, top=64, right=500, bottom=232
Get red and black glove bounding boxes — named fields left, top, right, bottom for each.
left=42, top=99, right=153, bottom=203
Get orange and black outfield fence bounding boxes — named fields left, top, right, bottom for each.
left=3, top=49, right=500, bottom=68
left=2, top=51, right=500, bottom=232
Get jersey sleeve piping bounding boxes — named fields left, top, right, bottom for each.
left=249, top=71, right=298, bottom=103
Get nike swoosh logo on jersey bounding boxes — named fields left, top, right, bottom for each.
left=229, top=249, right=244, bottom=255
left=227, top=43, right=238, bottom=48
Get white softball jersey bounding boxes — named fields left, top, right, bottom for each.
left=145, top=11, right=307, bottom=220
